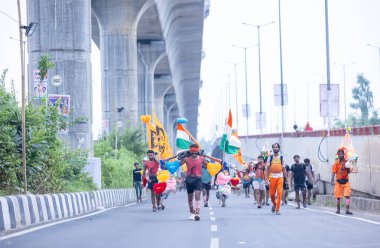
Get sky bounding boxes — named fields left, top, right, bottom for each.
left=1, top=0, right=380, bottom=142
left=198, top=0, right=380, bottom=141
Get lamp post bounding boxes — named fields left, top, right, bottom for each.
left=242, top=21, right=274, bottom=140
left=232, top=44, right=256, bottom=142
left=18, top=0, right=38, bottom=194
left=334, top=62, right=354, bottom=129
left=224, top=61, right=240, bottom=130
left=366, top=43, right=380, bottom=83
left=278, top=0, right=285, bottom=144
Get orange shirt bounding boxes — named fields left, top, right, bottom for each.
left=269, top=156, right=283, bottom=174
left=332, top=159, right=349, bottom=180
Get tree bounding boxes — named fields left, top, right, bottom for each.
left=369, top=110, right=380, bottom=125
left=350, top=74, right=374, bottom=125
left=0, top=69, right=96, bottom=195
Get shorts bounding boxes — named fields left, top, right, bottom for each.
left=148, top=176, right=158, bottom=190
left=252, top=179, right=266, bottom=191
left=202, top=182, right=211, bottom=190
left=186, top=177, right=202, bottom=194
left=294, top=183, right=306, bottom=192
left=283, top=182, right=289, bottom=190
left=334, top=181, right=351, bottom=198
left=265, top=185, right=269, bottom=190
left=243, top=182, right=250, bottom=189
left=305, top=180, right=313, bottom=190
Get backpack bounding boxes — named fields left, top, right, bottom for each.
left=268, top=155, right=283, bottom=167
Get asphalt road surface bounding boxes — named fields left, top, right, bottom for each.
left=1, top=190, right=379, bottom=248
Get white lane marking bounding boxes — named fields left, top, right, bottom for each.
left=210, top=216, right=216, bottom=221
left=211, top=225, right=218, bottom=232
left=210, top=238, right=219, bottom=248
left=288, top=203, right=380, bottom=225
left=0, top=203, right=137, bottom=241
left=209, top=207, right=213, bottom=210
left=239, top=241, right=246, bottom=244
left=209, top=211, right=214, bottom=215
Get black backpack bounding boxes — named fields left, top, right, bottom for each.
left=268, top=155, right=283, bottom=168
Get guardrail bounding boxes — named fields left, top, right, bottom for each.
left=0, top=189, right=142, bottom=233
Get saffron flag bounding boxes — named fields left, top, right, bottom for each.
left=176, top=123, right=199, bottom=149
left=153, top=111, right=173, bottom=159
left=219, top=110, right=241, bottom=154
left=140, top=115, right=157, bottom=153
left=232, top=129, right=246, bottom=166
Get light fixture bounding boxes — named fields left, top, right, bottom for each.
left=20, top=22, right=38, bottom=36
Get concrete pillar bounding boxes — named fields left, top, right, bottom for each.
left=27, top=0, right=93, bottom=152
left=92, top=0, right=150, bottom=131
left=137, top=41, right=166, bottom=117
left=154, top=76, right=172, bottom=122
left=169, top=108, right=179, bottom=150
left=164, top=94, right=176, bottom=129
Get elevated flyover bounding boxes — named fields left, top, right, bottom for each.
left=27, top=0, right=208, bottom=151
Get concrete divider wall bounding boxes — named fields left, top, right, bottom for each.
left=0, top=189, right=143, bottom=233
left=315, top=195, right=380, bottom=214
left=239, top=133, right=380, bottom=198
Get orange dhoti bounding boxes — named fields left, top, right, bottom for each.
left=334, top=181, right=351, bottom=198
left=269, top=177, right=284, bottom=212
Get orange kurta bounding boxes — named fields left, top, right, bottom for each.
left=332, top=159, right=351, bottom=198
left=268, top=156, right=284, bottom=212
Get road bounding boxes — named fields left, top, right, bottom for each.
left=1, top=190, right=379, bottom=248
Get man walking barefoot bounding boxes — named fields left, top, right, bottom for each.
left=331, top=149, right=353, bottom=215
left=265, top=143, right=288, bottom=215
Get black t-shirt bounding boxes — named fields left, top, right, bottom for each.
left=291, top=163, right=306, bottom=184
left=133, top=168, right=142, bottom=182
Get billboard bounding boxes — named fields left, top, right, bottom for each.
left=274, top=84, right=288, bottom=106
left=320, top=84, right=339, bottom=117
left=48, top=94, right=70, bottom=117
left=32, top=69, right=48, bottom=99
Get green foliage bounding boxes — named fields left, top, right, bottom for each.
left=332, top=111, right=380, bottom=128
left=94, top=127, right=146, bottom=189
left=332, top=74, right=379, bottom=128
left=350, top=74, right=374, bottom=125
left=0, top=68, right=96, bottom=195
left=38, top=54, right=55, bottom=82
left=119, top=127, right=146, bottom=158
left=369, top=110, right=380, bottom=125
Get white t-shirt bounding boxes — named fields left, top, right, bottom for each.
left=305, top=164, right=314, bottom=181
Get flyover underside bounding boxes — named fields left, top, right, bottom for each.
left=27, top=0, right=205, bottom=150
left=91, top=0, right=204, bottom=139
left=155, top=0, right=204, bottom=138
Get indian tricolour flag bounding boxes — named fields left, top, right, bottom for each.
left=176, top=123, right=198, bottom=149
left=219, top=110, right=241, bottom=154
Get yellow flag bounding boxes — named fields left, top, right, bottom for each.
left=153, top=111, right=173, bottom=159
left=140, top=115, right=158, bottom=154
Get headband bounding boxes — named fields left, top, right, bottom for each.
left=189, top=147, right=199, bottom=153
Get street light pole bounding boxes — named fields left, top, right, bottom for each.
left=242, top=21, right=274, bottom=140
left=233, top=45, right=257, bottom=142
left=243, top=47, right=249, bottom=142
left=278, top=0, right=285, bottom=144
left=334, top=62, right=354, bottom=129
left=17, top=0, right=27, bottom=194
left=224, top=61, right=240, bottom=130
left=366, top=43, right=380, bottom=84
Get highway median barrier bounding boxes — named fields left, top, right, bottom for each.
left=0, top=189, right=145, bottom=233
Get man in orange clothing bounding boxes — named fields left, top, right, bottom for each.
left=265, top=143, right=288, bottom=215
left=331, top=149, right=353, bottom=215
